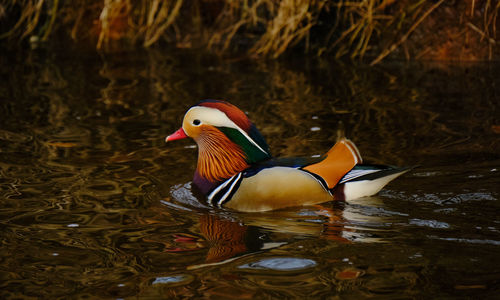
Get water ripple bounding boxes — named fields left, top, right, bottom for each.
left=239, top=257, right=317, bottom=271
left=428, top=236, right=500, bottom=246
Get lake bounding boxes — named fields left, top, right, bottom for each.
left=0, top=46, right=499, bottom=298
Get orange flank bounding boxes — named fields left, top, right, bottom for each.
left=303, top=139, right=361, bottom=189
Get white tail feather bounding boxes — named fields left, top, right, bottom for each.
left=343, top=169, right=409, bottom=200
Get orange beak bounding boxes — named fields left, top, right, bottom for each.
left=165, top=128, right=188, bottom=142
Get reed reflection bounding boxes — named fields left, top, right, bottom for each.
left=0, top=46, right=498, bottom=299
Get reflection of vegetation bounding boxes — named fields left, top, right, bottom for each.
left=1, top=1, right=498, bottom=62
left=1, top=35, right=499, bottom=299
left=2, top=46, right=496, bottom=171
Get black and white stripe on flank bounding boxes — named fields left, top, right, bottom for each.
left=339, top=169, right=379, bottom=184
left=300, top=169, right=333, bottom=196
left=207, top=172, right=243, bottom=208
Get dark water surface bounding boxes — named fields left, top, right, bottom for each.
left=0, top=47, right=499, bottom=299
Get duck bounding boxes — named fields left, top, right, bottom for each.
left=166, top=100, right=410, bottom=212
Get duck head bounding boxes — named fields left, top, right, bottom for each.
left=166, top=100, right=271, bottom=187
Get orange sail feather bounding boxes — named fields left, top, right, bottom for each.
left=303, top=139, right=361, bottom=189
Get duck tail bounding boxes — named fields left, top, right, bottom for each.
left=301, top=139, right=361, bottom=190
left=340, top=165, right=412, bottom=200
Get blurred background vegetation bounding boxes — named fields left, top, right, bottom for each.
left=1, top=0, right=499, bottom=63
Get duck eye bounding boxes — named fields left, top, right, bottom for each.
left=193, top=119, right=201, bottom=126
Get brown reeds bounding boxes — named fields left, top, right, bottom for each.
left=1, top=0, right=499, bottom=62
left=248, top=0, right=324, bottom=58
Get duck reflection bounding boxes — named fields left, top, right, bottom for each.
left=184, top=197, right=385, bottom=267
left=198, top=214, right=263, bottom=264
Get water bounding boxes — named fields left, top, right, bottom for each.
left=0, top=46, right=499, bottom=299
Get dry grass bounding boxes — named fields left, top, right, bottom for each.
left=0, top=0, right=498, bottom=62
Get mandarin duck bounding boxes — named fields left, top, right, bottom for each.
left=166, top=100, right=410, bottom=212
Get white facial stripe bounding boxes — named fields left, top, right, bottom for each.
left=184, top=106, right=235, bottom=129
left=184, top=106, right=269, bottom=155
